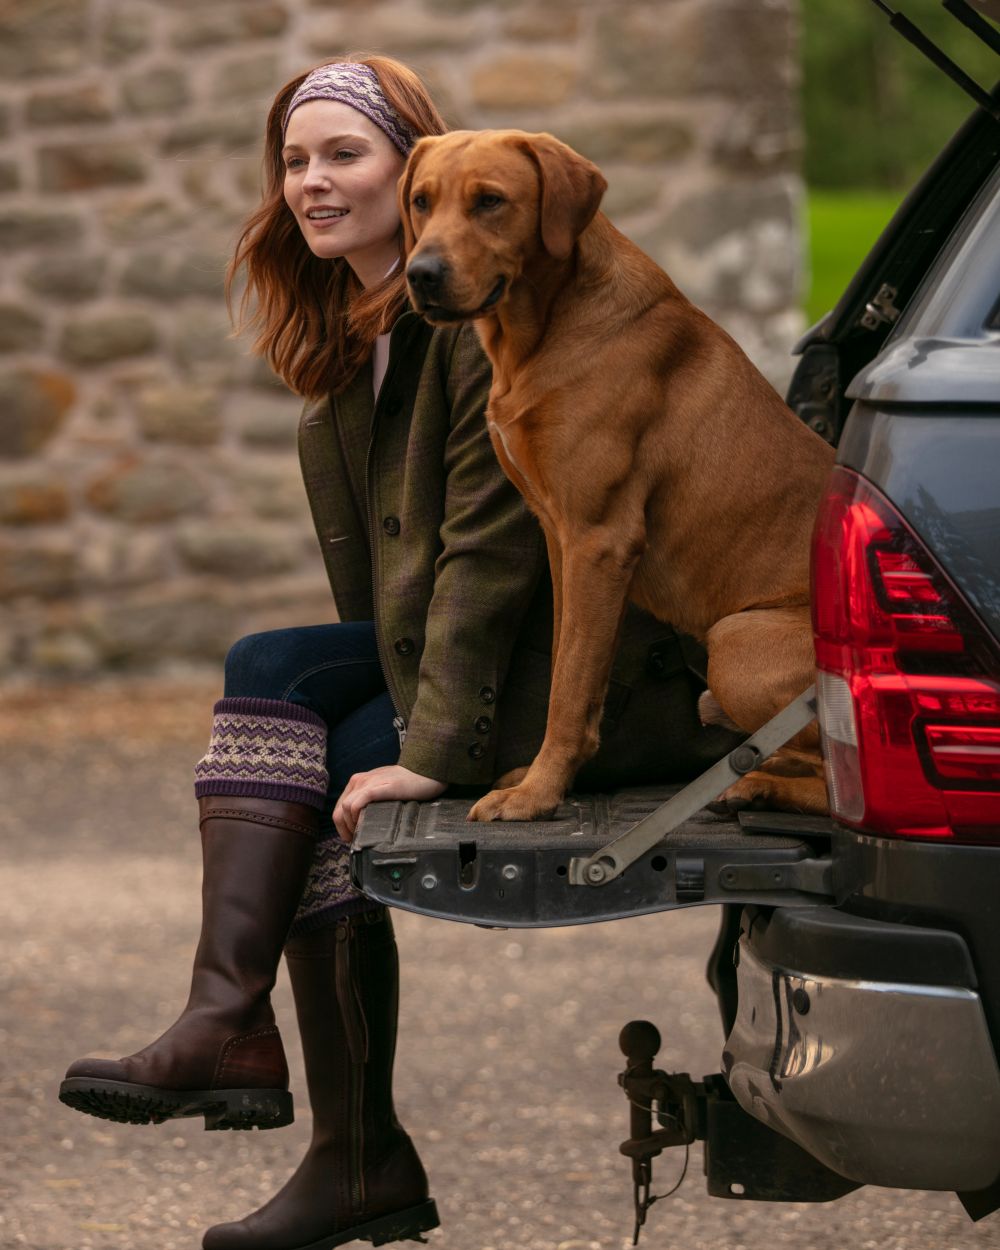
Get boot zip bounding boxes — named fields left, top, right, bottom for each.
left=334, top=919, right=369, bottom=1065
left=334, top=918, right=367, bottom=1220
left=351, top=1061, right=365, bottom=1218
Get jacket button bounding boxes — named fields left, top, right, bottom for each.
left=382, top=515, right=400, bottom=536
left=394, top=637, right=415, bottom=656
left=479, top=685, right=496, bottom=705
left=468, top=742, right=485, bottom=760
left=474, top=715, right=492, bottom=734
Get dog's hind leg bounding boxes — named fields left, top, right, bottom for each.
left=704, top=606, right=828, bottom=815
left=705, top=606, right=816, bottom=731
left=756, top=746, right=826, bottom=778
left=698, top=690, right=743, bottom=733
left=709, top=767, right=830, bottom=815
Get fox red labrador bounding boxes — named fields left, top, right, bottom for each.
left=400, top=129, right=834, bottom=822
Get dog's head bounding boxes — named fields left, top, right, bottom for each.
left=398, top=129, right=607, bottom=324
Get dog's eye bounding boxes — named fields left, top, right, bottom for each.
left=412, top=193, right=429, bottom=212
left=477, top=194, right=504, bottom=211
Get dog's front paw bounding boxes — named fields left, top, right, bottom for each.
left=468, top=783, right=561, bottom=822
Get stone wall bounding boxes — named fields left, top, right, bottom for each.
left=0, top=0, right=802, bottom=680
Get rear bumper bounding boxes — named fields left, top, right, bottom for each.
left=723, top=908, right=1000, bottom=1191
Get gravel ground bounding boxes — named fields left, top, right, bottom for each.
left=1, top=680, right=997, bottom=1250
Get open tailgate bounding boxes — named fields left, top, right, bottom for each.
left=350, top=785, right=835, bottom=927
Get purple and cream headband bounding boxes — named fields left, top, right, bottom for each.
left=283, top=62, right=417, bottom=155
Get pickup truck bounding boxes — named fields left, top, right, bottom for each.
left=350, top=74, right=1000, bottom=1235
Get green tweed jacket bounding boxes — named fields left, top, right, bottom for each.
left=298, top=310, right=735, bottom=788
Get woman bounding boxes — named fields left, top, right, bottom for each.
left=60, top=56, right=737, bottom=1250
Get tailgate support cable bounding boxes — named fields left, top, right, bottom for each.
left=568, top=684, right=819, bottom=888
left=868, top=1, right=1000, bottom=125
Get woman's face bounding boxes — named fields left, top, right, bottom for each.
left=282, top=99, right=407, bottom=288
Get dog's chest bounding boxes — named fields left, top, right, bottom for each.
left=487, top=417, right=526, bottom=481
left=486, top=411, right=550, bottom=522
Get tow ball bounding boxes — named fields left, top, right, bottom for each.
left=617, top=1019, right=859, bottom=1243
left=618, top=1020, right=700, bottom=1244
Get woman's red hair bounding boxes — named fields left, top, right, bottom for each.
left=226, top=55, right=448, bottom=398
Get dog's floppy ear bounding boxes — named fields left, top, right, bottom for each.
left=515, top=132, right=607, bottom=261
left=397, top=139, right=429, bottom=255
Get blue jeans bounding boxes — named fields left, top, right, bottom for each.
left=223, top=621, right=400, bottom=820
left=222, top=621, right=400, bottom=930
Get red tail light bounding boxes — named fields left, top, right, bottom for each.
left=811, top=466, right=1000, bottom=843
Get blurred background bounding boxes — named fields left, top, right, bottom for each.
left=0, top=0, right=995, bottom=681
left=802, top=0, right=999, bottom=322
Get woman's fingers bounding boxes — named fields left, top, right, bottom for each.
left=333, top=771, right=368, bottom=840
left=333, top=787, right=355, bottom=842
left=332, top=766, right=446, bottom=842
left=334, top=774, right=391, bottom=841
left=340, top=770, right=367, bottom=798
left=345, top=778, right=391, bottom=826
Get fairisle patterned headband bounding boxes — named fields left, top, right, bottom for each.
left=283, top=63, right=417, bottom=155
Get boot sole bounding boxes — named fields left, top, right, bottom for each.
left=58, top=1077, right=293, bottom=1131
left=291, top=1199, right=441, bottom=1249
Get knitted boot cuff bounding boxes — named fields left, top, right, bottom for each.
left=194, top=697, right=329, bottom=810
left=287, top=834, right=379, bottom=938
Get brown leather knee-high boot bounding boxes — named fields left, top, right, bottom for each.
left=202, top=908, right=438, bottom=1250
left=59, top=795, right=318, bottom=1131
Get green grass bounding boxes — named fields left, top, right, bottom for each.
left=805, top=189, right=903, bottom=325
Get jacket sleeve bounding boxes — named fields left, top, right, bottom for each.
left=397, top=323, right=548, bottom=784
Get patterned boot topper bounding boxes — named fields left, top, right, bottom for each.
left=289, top=834, right=377, bottom=936
left=194, top=697, right=330, bottom=809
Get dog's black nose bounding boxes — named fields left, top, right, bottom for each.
left=406, top=254, right=447, bottom=299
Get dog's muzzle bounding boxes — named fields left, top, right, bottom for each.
left=406, top=253, right=448, bottom=303
left=406, top=258, right=506, bottom=321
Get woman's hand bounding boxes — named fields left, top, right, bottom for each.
left=333, top=765, right=447, bottom=842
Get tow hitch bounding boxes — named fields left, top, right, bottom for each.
left=618, top=1019, right=860, bottom=1244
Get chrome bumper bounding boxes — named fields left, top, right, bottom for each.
left=724, top=933, right=1000, bottom=1191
